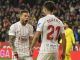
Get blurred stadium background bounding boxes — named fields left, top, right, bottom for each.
left=0, top=0, right=80, bottom=60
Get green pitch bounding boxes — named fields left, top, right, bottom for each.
left=0, top=58, right=11, bottom=60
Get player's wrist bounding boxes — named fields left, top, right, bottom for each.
left=10, top=45, right=16, bottom=52
left=29, top=47, right=33, bottom=56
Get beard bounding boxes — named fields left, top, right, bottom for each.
left=21, top=20, right=28, bottom=26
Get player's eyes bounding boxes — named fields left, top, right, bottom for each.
left=24, top=15, right=27, bottom=17
left=24, top=15, right=29, bottom=18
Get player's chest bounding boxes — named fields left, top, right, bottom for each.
left=15, top=26, right=29, bottom=36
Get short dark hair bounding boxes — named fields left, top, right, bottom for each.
left=64, top=21, right=69, bottom=25
left=19, top=10, right=29, bottom=15
left=64, top=21, right=72, bottom=28
left=43, top=1, right=56, bottom=12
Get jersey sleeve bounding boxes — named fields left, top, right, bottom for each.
left=36, top=18, right=44, bottom=32
left=8, top=24, right=16, bottom=36
left=60, top=22, right=65, bottom=34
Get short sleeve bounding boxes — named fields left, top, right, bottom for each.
left=60, top=22, right=65, bottom=34
left=36, top=18, right=44, bottom=32
left=8, top=24, right=16, bottom=36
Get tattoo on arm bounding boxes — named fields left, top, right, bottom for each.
left=9, top=35, right=15, bottom=49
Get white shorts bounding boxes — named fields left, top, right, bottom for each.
left=12, top=52, right=17, bottom=60
left=18, top=56, right=33, bottom=60
left=37, top=53, right=58, bottom=60
left=12, top=52, right=33, bottom=60
left=12, top=55, right=33, bottom=60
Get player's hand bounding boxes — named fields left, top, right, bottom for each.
left=73, top=46, right=76, bottom=51
left=30, top=48, right=33, bottom=56
left=50, top=35, right=53, bottom=40
left=62, top=53, right=65, bottom=60
left=10, top=45, right=16, bottom=51
left=14, top=52, right=18, bottom=58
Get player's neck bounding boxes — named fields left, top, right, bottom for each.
left=45, top=11, right=53, bottom=15
left=65, top=27, right=69, bottom=30
left=20, top=20, right=27, bottom=26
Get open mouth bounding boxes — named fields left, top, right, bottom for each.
left=25, top=20, right=28, bottom=22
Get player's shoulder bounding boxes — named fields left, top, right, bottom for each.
left=39, top=17, right=45, bottom=21
left=38, top=17, right=46, bottom=24
left=53, top=15, right=63, bottom=24
left=68, top=28, right=73, bottom=32
left=10, top=21, right=20, bottom=28
left=38, top=15, right=54, bottom=21
left=50, top=15, right=63, bottom=23
left=12, top=21, right=19, bottom=25
left=54, top=15, right=63, bottom=22
left=26, top=23, right=33, bottom=28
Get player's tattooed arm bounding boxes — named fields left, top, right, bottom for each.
left=9, top=35, right=15, bottom=50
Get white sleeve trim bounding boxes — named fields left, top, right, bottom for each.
left=36, top=18, right=44, bottom=32
left=8, top=33, right=15, bottom=36
left=36, top=28, right=42, bottom=31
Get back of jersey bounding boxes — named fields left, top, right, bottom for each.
left=42, top=15, right=64, bottom=43
left=37, top=14, right=64, bottom=53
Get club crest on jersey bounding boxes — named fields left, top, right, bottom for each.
left=38, top=23, right=41, bottom=27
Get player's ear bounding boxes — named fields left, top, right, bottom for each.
left=19, top=14, right=21, bottom=20
left=19, top=13, right=23, bottom=20
left=52, top=9, right=55, bottom=14
left=43, top=7, right=46, bottom=12
left=45, top=7, right=48, bottom=12
left=18, top=14, right=21, bottom=20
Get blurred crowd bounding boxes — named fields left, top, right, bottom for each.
left=0, top=0, right=80, bottom=43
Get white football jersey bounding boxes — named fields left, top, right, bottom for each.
left=9, top=21, right=33, bottom=56
left=36, top=14, right=65, bottom=53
